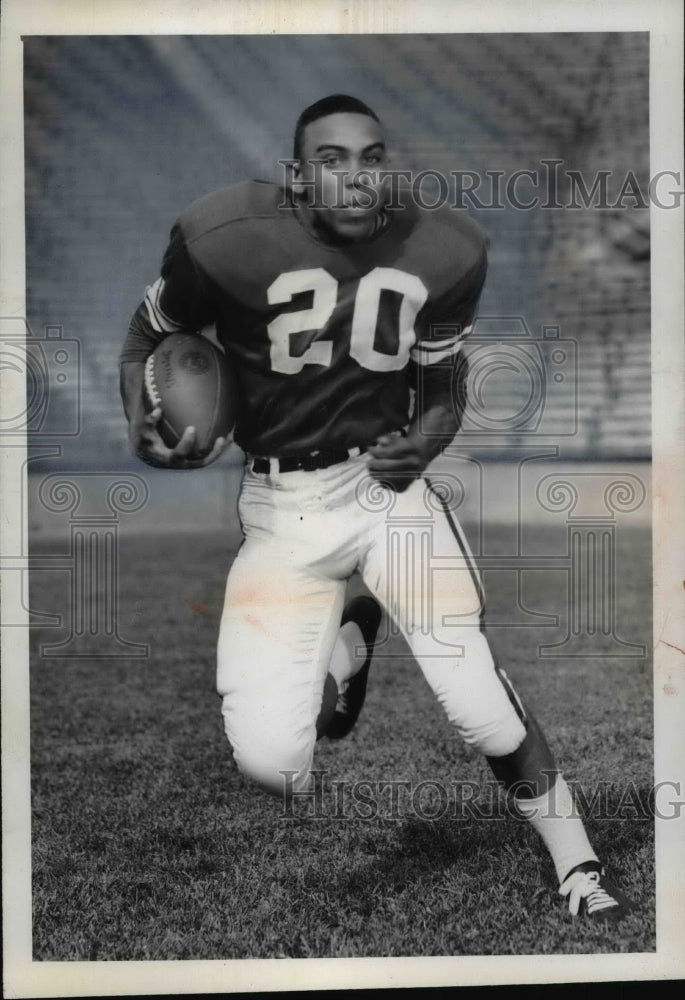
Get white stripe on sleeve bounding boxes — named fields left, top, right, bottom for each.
left=144, top=277, right=184, bottom=334
left=410, top=324, right=472, bottom=366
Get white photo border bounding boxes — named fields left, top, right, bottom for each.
left=1, top=0, right=683, bottom=995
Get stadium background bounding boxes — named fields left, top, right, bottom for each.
left=23, top=34, right=655, bottom=959
left=23, top=33, right=650, bottom=468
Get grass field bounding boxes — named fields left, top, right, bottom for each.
left=29, top=523, right=654, bottom=959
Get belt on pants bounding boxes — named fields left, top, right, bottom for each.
left=250, top=444, right=369, bottom=475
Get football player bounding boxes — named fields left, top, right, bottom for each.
left=120, top=94, right=634, bottom=923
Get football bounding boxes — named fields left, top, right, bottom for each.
left=144, top=333, right=236, bottom=457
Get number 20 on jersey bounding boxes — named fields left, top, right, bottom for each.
left=266, top=266, right=428, bottom=374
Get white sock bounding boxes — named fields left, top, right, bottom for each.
left=328, top=622, right=365, bottom=689
left=516, top=774, right=599, bottom=883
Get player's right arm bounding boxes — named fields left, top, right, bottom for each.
left=120, top=224, right=224, bottom=468
left=119, top=358, right=218, bottom=469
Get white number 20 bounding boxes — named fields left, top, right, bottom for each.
left=266, top=267, right=428, bottom=375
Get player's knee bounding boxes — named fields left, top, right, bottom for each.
left=457, top=704, right=527, bottom=757
left=428, top=635, right=528, bottom=756
left=232, top=746, right=312, bottom=799
left=220, top=700, right=316, bottom=798
left=438, top=677, right=527, bottom=757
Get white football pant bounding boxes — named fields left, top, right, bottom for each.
left=217, top=454, right=526, bottom=797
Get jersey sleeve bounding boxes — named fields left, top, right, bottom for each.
left=410, top=241, right=487, bottom=369
left=154, top=223, right=217, bottom=331
left=119, top=222, right=217, bottom=365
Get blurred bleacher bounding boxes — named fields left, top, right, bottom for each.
left=23, top=33, right=650, bottom=468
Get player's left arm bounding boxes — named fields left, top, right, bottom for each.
left=367, top=357, right=469, bottom=491
left=368, top=245, right=486, bottom=492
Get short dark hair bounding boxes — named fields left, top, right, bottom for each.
left=293, top=94, right=381, bottom=160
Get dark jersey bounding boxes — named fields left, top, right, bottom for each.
left=122, top=180, right=487, bottom=457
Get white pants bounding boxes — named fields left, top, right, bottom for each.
left=217, top=454, right=526, bottom=796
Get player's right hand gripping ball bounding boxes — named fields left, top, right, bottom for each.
left=144, top=333, right=236, bottom=458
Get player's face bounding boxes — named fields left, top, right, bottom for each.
left=294, top=112, right=388, bottom=243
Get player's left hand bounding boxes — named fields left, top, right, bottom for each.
left=367, top=431, right=435, bottom=493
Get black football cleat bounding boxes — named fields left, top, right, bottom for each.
left=559, top=861, right=635, bottom=922
left=325, top=596, right=382, bottom=740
